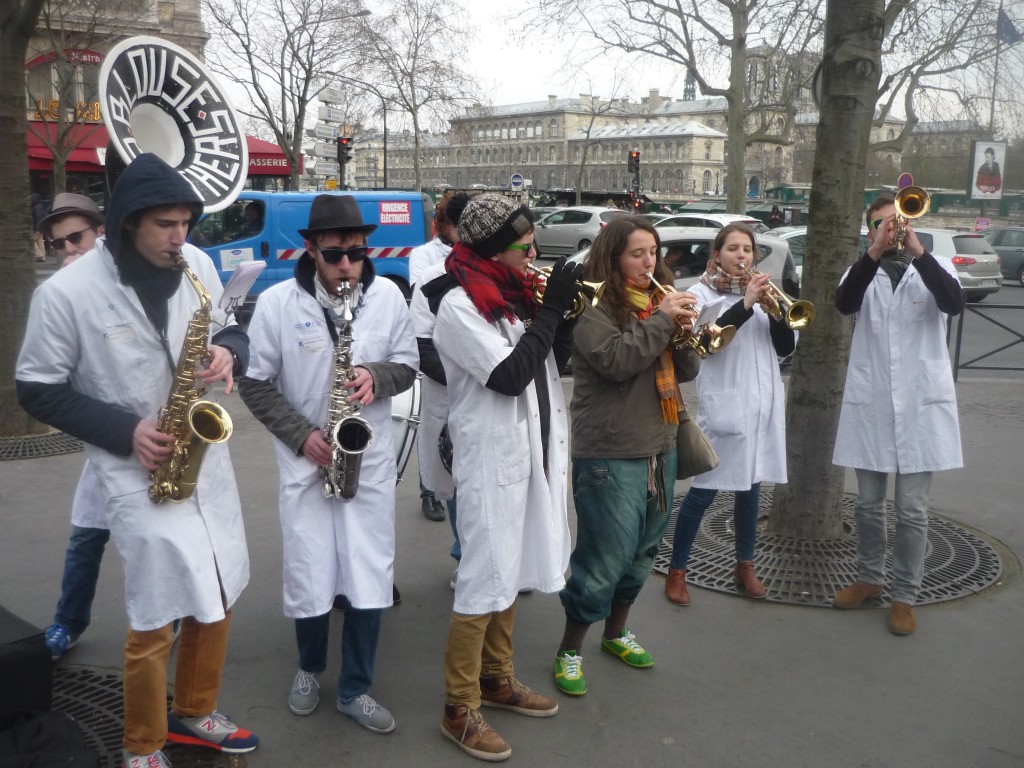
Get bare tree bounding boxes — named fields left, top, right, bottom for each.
left=571, top=86, right=628, bottom=205
left=203, top=0, right=368, bottom=189
left=532, top=0, right=825, bottom=212
left=0, top=0, right=47, bottom=436
left=765, top=1, right=891, bottom=538
left=355, top=0, right=478, bottom=191
left=26, top=0, right=142, bottom=193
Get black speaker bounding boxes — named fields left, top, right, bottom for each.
left=0, top=605, right=52, bottom=730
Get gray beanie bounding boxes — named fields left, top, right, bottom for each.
left=457, top=194, right=533, bottom=258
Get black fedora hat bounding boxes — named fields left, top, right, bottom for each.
left=299, top=194, right=377, bottom=239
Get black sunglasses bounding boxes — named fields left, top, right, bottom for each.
left=318, top=246, right=369, bottom=264
left=50, top=226, right=94, bottom=251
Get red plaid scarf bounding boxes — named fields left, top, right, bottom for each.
left=699, top=261, right=751, bottom=295
left=626, top=286, right=683, bottom=425
left=445, top=241, right=536, bottom=323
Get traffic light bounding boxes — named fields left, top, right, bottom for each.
left=337, top=136, right=354, bottom=166
left=627, top=150, right=640, bottom=173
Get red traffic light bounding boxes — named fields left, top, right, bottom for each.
left=628, top=150, right=640, bottom=173
left=337, top=136, right=354, bottom=165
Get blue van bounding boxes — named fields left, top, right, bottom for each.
left=189, top=190, right=433, bottom=314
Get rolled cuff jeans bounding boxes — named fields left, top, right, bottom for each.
left=54, top=525, right=110, bottom=636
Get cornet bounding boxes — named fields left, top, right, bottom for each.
left=645, top=273, right=736, bottom=359
left=526, top=264, right=605, bottom=319
left=738, top=262, right=815, bottom=330
left=892, top=185, right=930, bottom=253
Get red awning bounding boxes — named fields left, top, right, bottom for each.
left=26, top=121, right=300, bottom=176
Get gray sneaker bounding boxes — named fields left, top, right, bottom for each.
left=337, top=693, right=396, bottom=733
left=288, top=669, right=320, bottom=716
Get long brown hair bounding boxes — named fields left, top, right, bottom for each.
left=584, top=215, right=673, bottom=327
left=711, top=223, right=757, bottom=267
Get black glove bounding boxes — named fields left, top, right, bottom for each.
left=540, top=256, right=584, bottom=316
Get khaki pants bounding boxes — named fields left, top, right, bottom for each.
left=122, top=612, right=232, bottom=755
left=443, top=604, right=515, bottom=709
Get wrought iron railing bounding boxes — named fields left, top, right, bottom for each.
left=947, top=302, right=1024, bottom=381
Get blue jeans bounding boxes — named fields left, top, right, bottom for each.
left=560, top=453, right=674, bottom=625
left=853, top=469, right=931, bottom=604
left=54, top=525, right=110, bottom=636
left=669, top=484, right=761, bottom=570
left=295, top=603, right=382, bottom=701
left=448, top=495, right=460, bottom=561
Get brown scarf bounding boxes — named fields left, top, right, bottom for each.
left=699, top=261, right=751, bottom=295
left=626, top=286, right=684, bottom=424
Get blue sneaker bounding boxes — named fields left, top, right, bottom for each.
left=44, top=624, right=79, bottom=660
left=166, top=711, right=259, bottom=753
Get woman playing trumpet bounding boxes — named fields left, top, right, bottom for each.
left=553, top=216, right=700, bottom=696
left=665, top=223, right=795, bottom=605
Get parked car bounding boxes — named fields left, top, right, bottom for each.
left=529, top=206, right=560, bottom=222
left=980, top=226, right=1024, bottom=286
left=914, top=227, right=1002, bottom=302
left=533, top=206, right=629, bottom=255
left=654, top=212, right=769, bottom=234
left=772, top=225, right=871, bottom=286
left=570, top=226, right=798, bottom=297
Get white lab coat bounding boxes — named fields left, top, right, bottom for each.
left=434, top=288, right=571, bottom=615
left=409, top=236, right=451, bottom=289
left=833, top=258, right=963, bottom=473
left=17, top=242, right=249, bottom=631
left=409, top=261, right=455, bottom=500
left=71, top=460, right=107, bottom=529
left=246, top=275, right=418, bottom=616
left=688, top=286, right=788, bottom=491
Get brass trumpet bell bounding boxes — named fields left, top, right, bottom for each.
left=527, top=264, right=605, bottom=319
left=644, top=272, right=736, bottom=358
left=895, top=186, right=930, bottom=220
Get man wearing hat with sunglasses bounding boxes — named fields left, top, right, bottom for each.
left=239, top=194, right=417, bottom=733
left=40, top=192, right=106, bottom=267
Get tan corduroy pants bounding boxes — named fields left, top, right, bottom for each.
left=443, top=603, right=516, bottom=709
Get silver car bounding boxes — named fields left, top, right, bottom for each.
left=655, top=212, right=769, bottom=234
left=914, top=228, right=1002, bottom=302
left=533, top=206, right=628, bottom=256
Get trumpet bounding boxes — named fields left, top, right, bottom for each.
left=893, top=185, right=930, bottom=252
left=526, top=264, right=605, bottom=319
left=645, top=272, right=736, bottom=359
left=738, top=262, right=815, bottom=330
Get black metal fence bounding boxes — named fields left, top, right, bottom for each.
left=948, top=302, right=1024, bottom=381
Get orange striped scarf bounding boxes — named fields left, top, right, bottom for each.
left=625, top=286, right=684, bottom=424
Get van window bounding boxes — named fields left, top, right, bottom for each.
left=191, top=199, right=265, bottom=248
left=952, top=235, right=995, bottom=255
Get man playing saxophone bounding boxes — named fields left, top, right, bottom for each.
left=17, top=153, right=257, bottom=768
left=238, top=195, right=417, bottom=734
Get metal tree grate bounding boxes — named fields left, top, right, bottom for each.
left=653, top=487, right=1005, bottom=607
left=0, top=431, right=83, bottom=461
left=53, top=665, right=246, bottom=768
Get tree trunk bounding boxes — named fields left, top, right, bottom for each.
left=725, top=4, right=749, bottom=213
left=0, top=4, right=49, bottom=437
left=768, top=1, right=885, bottom=539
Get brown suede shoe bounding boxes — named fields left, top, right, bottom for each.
left=734, top=561, right=767, bottom=599
left=889, top=601, right=916, bottom=635
left=480, top=675, right=558, bottom=717
left=833, top=580, right=884, bottom=609
left=441, top=704, right=512, bottom=761
left=665, top=568, right=691, bottom=606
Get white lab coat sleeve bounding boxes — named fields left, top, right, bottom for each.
left=434, top=290, right=513, bottom=387
left=17, top=280, right=81, bottom=385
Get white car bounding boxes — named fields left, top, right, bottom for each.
left=570, top=226, right=798, bottom=295
left=655, top=212, right=769, bottom=234
left=913, top=228, right=1002, bottom=302
left=534, top=206, right=629, bottom=256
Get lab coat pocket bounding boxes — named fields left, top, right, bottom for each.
left=842, top=363, right=873, bottom=405
left=700, top=388, right=745, bottom=438
left=492, top=420, right=531, bottom=486
left=920, top=359, right=955, bottom=405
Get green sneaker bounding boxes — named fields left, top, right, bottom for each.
left=600, top=630, right=653, bottom=668
left=553, top=651, right=587, bottom=696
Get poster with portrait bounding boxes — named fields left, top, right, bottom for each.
left=968, top=140, right=1006, bottom=201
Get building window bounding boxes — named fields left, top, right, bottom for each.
left=574, top=147, right=580, bottom=164
left=549, top=119, right=558, bottom=138
left=549, top=145, right=557, bottom=162
left=702, top=170, right=712, bottom=192
left=705, top=141, right=712, bottom=160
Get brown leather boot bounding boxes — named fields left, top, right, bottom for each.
left=888, top=601, right=916, bottom=635
left=833, top=580, right=884, bottom=609
left=480, top=675, right=558, bottom=717
left=665, top=568, right=691, bottom=606
left=441, top=704, right=512, bottom=761
left=734, top=561, right=767, bottom=599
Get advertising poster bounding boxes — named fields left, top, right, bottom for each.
left=968, top=140, right=1006, bottom=201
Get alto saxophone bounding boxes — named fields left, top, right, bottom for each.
left=148, top=253, right=234, bottom=503
left=321, top=281, right=374, bottom=499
